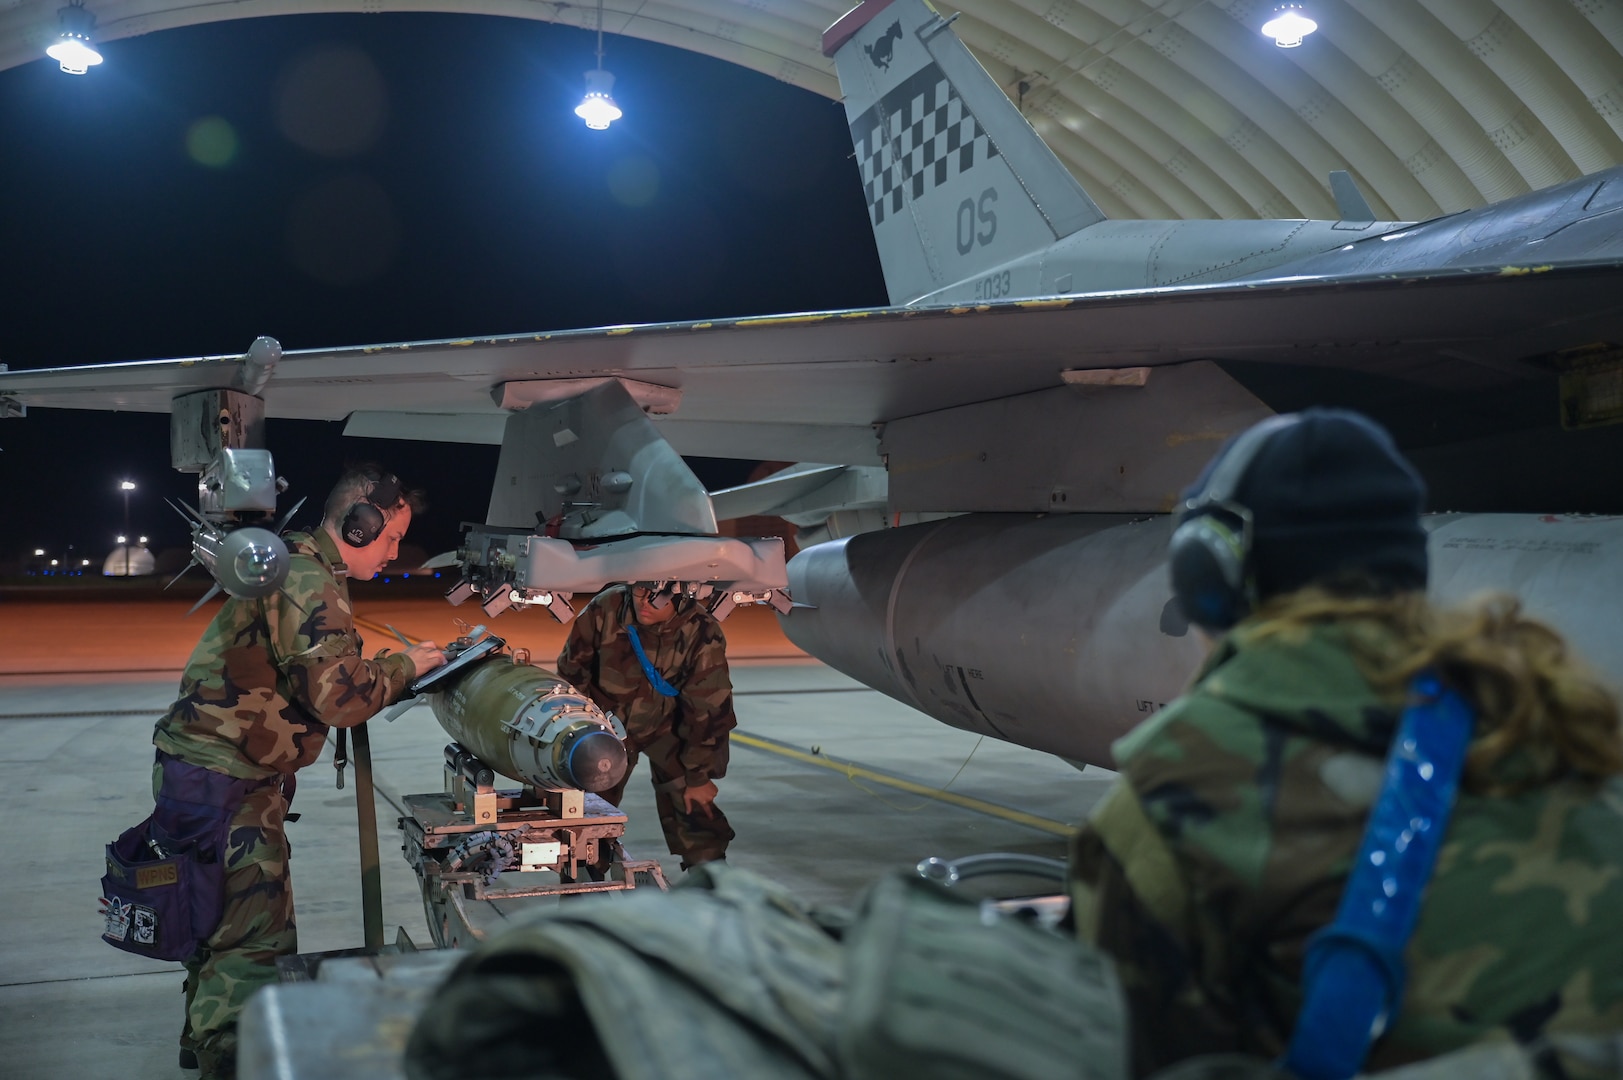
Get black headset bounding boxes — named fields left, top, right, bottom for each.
left=1167, top=414, right=1301, bottom=632
left=339, top=470, right=403, bottom=548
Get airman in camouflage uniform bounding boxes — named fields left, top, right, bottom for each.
left=1069, top=411, right=1623, bottom=1078
left=1071, top=616, right=1623, bottom=1076
left=151, top=467, right=443, bottom=1078
left=557, top=583, right=737, bottom=868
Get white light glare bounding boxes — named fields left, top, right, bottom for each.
left=576, top=69, right=622, bottom=130
left=45, top=4, right=103, bottom=75
left=81, top=559, right=91, bottom=566
left=47, top=36, right=101, bottom=74
left=1262, top=5, right=1317, bottom=48
left=34, top=548, right=45, bottom=556
left=117, top=535, right=127, bottom=544
left=119, top=480, right=136, bottom=491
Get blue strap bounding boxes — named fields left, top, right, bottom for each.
left=626, top=624, right=679, bottom=698
left=1282, top=671, right=1475, bottom=1080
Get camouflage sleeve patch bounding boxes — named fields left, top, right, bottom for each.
left=1084, top=780, right=1192, bottom=936
left=268, top=555, right=411, bottom=727
left=674, top=618, right=736, bottom=787
left=1070, top=790, right=1238, bottom=1073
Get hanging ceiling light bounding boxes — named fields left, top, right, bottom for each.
left=576, top=69, right=622, bottom=130
left=1261, top=4, right=1318, bottom=48
left=45, top=2, right=103, bottom=75
left=574, top=0, right=622, bottom=130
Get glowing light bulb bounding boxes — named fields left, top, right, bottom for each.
left=575, top=70, right=623, bottom=130
left=1262, top=5, right=1318, bottom=48
left=45, top=4, right=102, bottom=75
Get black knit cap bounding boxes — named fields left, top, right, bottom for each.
left=1219, top=409, right=1429, bottom=599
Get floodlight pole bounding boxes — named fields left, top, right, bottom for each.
left=120, top=480, right=135, bottom=576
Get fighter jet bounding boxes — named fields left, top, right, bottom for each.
left=4, top=0, right=1623, bottom=767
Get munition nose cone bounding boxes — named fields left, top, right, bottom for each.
left=564, top=730, right=628, bottom=792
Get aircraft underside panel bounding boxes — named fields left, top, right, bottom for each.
left=881, top=360, right=1272, bottom=515
left=781, top=513, right=1623, bottom=767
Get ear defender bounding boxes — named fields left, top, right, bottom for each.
left=339, top=472, right=403, bottom=548
left=1168, top=510, right=1252, bottom=631
left=1167, top=415, right=1301, bottom=631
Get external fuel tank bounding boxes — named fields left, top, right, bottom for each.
left=780, top=513, right=1623, bottom=767
left=428, top=656, right=627, bottom=793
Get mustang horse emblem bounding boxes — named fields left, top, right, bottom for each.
left=865, top=21, right=902, bottom=70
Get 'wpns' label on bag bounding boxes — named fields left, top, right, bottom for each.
left=136, top=863, right=178, bottom=889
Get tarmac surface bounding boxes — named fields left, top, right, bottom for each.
left=0, top=580, right=1113, bottom=1079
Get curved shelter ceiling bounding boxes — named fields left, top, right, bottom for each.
left=3, top=0, right=1621, bottom=223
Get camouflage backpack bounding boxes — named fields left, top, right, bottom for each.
left=405, top=863, right=1128, bottom=1080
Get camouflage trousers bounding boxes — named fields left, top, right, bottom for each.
left=153, top=764, right=296, bottom=1079
left=600, top=729, right=734, bottom=868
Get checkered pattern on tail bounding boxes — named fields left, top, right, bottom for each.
left=850, top=62, right=1002, bottom=227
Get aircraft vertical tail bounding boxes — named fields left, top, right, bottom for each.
left=824, top=0, right=1106, bottom=305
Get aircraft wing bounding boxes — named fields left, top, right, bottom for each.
left=2, top=261, right=1620, bottom=468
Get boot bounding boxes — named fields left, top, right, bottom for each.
left=196, top=1028, right=237, bottom=1080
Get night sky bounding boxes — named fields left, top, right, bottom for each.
left=0, top=12, right=886, bottom=567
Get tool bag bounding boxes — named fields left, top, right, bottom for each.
left=405, top=862, right=1129, bottom=1080
left=100, top=752, right=266, bottom=962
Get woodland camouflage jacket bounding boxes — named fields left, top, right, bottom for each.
left=556, top=585, right=736, bottom=789
left=153, top=530, right=416, bottom=779
left=1069, top=615, right=1623, bottom=1078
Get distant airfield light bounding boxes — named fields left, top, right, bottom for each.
left=117, top=535, right=127, bottom=544
left=1262, top=4, right=1318, bottom=48
left=34, top=548, right=45, bottom=557
left=119, top=480, right=136, bottom=491
left=45, top=2, right=103, bottom=75
left=138, top=535, right=148, bottom=545
left=82, top=559, right=91, bottom=567
left=50, top=559, right=59, bottom=567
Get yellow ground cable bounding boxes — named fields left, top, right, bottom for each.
left=730, top=731, right=1074, bottom=837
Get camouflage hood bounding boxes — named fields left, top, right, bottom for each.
left=1119, top=617, right=1406, bottom=765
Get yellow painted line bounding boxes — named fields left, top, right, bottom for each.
left=607, top=327, right=634, bottom=336
left=1015, top=298, right=1074, bottom=310
left=734, top=314, right=832, bottom=328
left=730, top=731, right=1074, bottom=837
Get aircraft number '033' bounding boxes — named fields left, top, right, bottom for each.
left=974, top=270, right=1012, bottom=300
